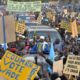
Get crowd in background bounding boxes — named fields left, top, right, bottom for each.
left=0, top=23, right=80, bottom=80
left=0, top=9, right=80, bottom=80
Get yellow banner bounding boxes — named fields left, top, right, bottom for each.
left=16, top=21, right=26, bottom=34
left=0, top=50, right=40, bottom=80
left=7, top=1, right=41, bottom=12
left=71, top=20, right=78, bottom=38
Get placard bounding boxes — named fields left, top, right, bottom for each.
left=63, top=55, right=80, bottom=76
left=7, top=1, right=41, bottom=12
left=37, top=14, right=42, bottom=24
left=0, top=50, right=40, bottom=80
left=15, top=21, right=26, bottom=34
left=53, top=60, right=63, bottom=76
left=46, top=11, right=53, bottom=20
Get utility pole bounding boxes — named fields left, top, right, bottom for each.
left=0, top=12, right=7, bottom=50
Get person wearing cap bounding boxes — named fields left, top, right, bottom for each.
left=37, top=36, right=45, bottom=53
left=37, top=36, right=49, bottom=54
left=16, top=34, right=26, bottom=52
left=40, top=36, right=45, bottom=40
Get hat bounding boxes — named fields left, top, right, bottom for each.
left=18, top=34, right=25, bottom=39
left=29, top=39, right=33, bottom=42
left=55, top=78, right=61, bottom=80
left=56, top=28, right=59, bottom=30
left=40, top=36, right=45, bottom=40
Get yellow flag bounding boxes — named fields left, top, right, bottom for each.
left=0, top=50, right=40, bottom=80
left=71, top=20, right=78, bottom=38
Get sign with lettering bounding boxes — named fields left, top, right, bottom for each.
left=7, top=1, right=41, bottom=12
left=63, top=55, right=80, bottom=76
left=37, top=14, right=42, bottom=24
left=46, top=11, right=53, bottom=20
left=0, top=50, right=40, bottom=80
left=15, top=21, right=26, bottom=34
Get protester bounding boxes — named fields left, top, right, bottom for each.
left=42, top=37, right=50, bottom=54
left=0, top=45, right=5, bottom=59
left=29, top=40, right=37, bottom=54
left=7, top=42, right=17, bottom=53
left=57, top=24, right=65, bottom=40
left=1, top=9, right=80, bottom=80
left=37, top=36, right=45, bottom=53
left=16, top=35, right=26, bottom=51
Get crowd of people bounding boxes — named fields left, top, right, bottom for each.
left=0, top=8, right=80, bottom=80
left=0, top=24, right=80, bottom=80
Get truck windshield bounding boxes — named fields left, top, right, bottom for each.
left=28, top=31, right=62, bottom=42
